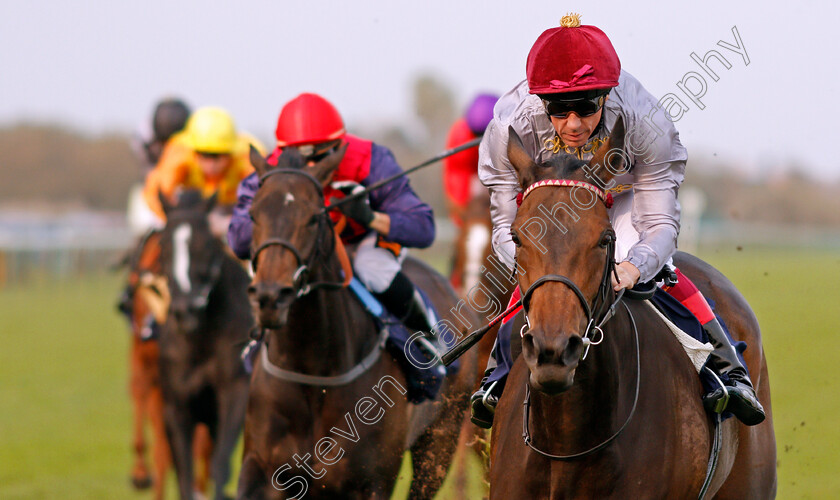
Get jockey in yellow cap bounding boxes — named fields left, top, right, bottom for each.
left=143, top=106, right=264, bottom=235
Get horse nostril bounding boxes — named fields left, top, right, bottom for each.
left=522, top=332, right=536, bottom=353
left=563, top=335, right=584, bottom=365
left=277, top=287, right=296, bottom=304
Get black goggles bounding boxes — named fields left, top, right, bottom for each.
left=195, top=151, right=228, bottom=159
left=291, top=140, right=341, bottom=164
left=542, top=94, right=606, bottom=119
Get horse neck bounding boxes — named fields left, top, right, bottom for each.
left=266, top=247, right=374, bottom=376
left=530, top=308, right=637, bottom=449
left=206, top=251, right=248, bottom=314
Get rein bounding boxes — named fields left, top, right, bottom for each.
left=522, top=300, right=640, bottom=460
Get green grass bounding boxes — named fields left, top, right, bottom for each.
left=1, top=246, right=837, bottom=498
left=698, top=245, right=840, bottom=499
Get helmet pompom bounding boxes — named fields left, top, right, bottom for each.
left=559, top=13, right=582, bottom=28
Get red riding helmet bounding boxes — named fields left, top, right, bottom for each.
left=275, top=93, right=346, bottom=147
left=526, top=14, right=621, bottom=95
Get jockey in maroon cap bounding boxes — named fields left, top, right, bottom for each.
left=470, top=14, right=765, bottom=429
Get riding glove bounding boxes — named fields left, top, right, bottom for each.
left=332, top=181, right=375, bottom=227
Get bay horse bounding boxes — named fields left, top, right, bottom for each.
left=124, top=231, right=213, bottom=499
left=237, top=146, right=478, bottom=499
left=488, top=120, right=776, bottom=499
left=157, top=190, right=253, bottom=500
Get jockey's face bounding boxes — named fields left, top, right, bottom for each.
left=549, top=107, right=603, bottom=148
left=196, top=152, right=233, bottom=178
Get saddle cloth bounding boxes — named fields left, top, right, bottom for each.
left=348, top=278, right=459, bottom=404
left=642, top=299, right=712, bottom=372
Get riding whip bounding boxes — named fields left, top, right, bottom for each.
left=440, top=299, right=522, bottom=366
left=325, top=137, right=482, bottom=213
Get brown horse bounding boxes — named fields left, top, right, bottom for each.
left=157, top=191, right=253, bottom=500
left=125, top=232, right=214, bottom=499
left=237, top=147, right=478, bottom=499
left=488, top=121, right=776, bottom=499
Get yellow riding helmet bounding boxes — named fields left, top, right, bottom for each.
left=185, top=107, right=237, bottom=154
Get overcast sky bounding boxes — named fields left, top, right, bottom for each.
left=2, top=0, right=838, bottom=178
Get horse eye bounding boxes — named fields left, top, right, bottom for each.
left=308, top=214, right=319, bottom=226
left=510, top=230, right=521, bottom=246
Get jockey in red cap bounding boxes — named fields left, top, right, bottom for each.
left=470, top=14, right=765, bottom=428
left=443, top=93, right=499, bottom=227
left=229, top=93, right=441, bottom=362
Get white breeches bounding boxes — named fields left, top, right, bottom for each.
left=350, top=232, right=406, bottom=293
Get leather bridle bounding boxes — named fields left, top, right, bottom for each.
left=515, top=179, right=640, bottom=460
left=251, top=168, right=348, bottom=298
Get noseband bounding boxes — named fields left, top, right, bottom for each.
left=251, top=168, right=348, bottom=297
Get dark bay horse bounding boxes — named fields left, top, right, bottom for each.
left=157, top=190, right=253, bottom=499
left=237, top=147, right=478, bottom=499
left=488, top=121, right=776, bottom=499
left=125, top=231, right=213, bottom=499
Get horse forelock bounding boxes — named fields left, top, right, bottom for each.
left=275, top=147, right=306, bottom=169
left=540, top=154, right=588, bottom=182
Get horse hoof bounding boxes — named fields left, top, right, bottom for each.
left=130, top=475, right=152, bottom=490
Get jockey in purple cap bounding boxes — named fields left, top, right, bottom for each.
left=443, top=93, right=499, bottom=227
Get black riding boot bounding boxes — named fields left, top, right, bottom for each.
left=469, top=340, right=503, bottom=429
left=701, top=318, right=766, bottom=426
left=374, top=272, right=436, bottom=334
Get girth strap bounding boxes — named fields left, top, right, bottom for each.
left=259, top=327, right=389, bottom=386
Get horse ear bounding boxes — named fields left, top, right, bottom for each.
left=309, top=142, right=348, bottom=187
left=587, top=115, right=627, bottom=186
left=507, top=126, right=537, bottom=190
left=249, top=145, right=269, bottom=178
left=158, top=190, right=173, bottom=215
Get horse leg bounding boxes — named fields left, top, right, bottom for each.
left=147, top=373, right=172, bottom=500
left=164, top=402, right=195, bottom=500
left=210, top=384, right=248, bottom=500
left=192, top=424, right=213, bottom=495
left=129, top=339, right=153, bottom=490
left=236, top=454, right=268, bottom=500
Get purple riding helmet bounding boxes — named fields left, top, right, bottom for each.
left=465, top=93, right=499, bottom=136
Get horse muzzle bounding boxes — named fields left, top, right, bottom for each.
left=522, top=330, right=584, bottom=394
left=248, top=282, right=296, bottom=329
